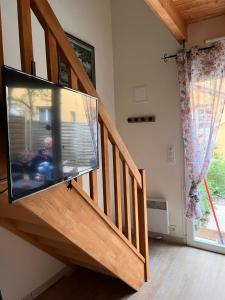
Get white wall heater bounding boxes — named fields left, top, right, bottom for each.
left=147, top=198, right=169, bottom=235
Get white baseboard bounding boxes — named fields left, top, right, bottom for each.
left=21, top=266, right=74, bottom=300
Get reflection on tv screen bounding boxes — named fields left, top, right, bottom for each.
left=4, top=66, right=98, bottom=202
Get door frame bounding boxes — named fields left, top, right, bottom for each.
left=186, top=218, right=225, bottom=255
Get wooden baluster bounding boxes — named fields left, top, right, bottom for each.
left=89, top=170, right=98, bottom=205
left=132, top=177, right=140, bottom=251
left=101, top=123, right=111, bottom=217
left=113, top=145, right=122, bottom=231
left=31, top=0, right=143, bottom=190
left=68, top=64, right=85, bottom=93
left=68, top=67, right=78, bottom=90
left=45, top=28, right=58, bottom=83
left=17, top=0, right=33, bottom=74
left=31, top=0, right=143, bottom=193
left=78, top=80, right=86, bottom=93
left=75, top=176, right=83, bottom=186
left=138, top=169, right=149, bottom=281
left=68, top=65, right=85, bottom=93
left=123, top=162, right=131, bottom=241
left=67, top=67, right=84, bottom=187
left=45, top=29, right=64, bottom=181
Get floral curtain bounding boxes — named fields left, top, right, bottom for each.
left=177, top=41, right=225, bottom=219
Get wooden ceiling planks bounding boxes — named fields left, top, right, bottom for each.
left=145, top=0, right=225, bottom=43
left=173, top=0, right=225, bottom=23
left=144, top=0, right=187, bottom=43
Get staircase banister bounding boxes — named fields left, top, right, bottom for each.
left=72, top=180, right=145, bottom=262
left=30, top=0, right=142, bottom=188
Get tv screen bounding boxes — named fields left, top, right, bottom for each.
left=3, top=66, right=98, bottom=203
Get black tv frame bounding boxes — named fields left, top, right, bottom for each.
left=2, top=65, right=99, bottom=203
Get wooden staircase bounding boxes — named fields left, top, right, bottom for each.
left=0, top=0, right=149, bottom=291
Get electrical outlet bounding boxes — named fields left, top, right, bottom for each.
left=169, top=225, right=176, bottom=232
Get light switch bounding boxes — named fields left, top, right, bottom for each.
left=167, top=145, right=175, bottom=164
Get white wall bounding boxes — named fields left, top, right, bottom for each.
left=187, top=15, right=225, bottom=48
left=111, top=1, right=225, bottom=241
left=0, top=227, right=64, bottom=300
left=48, top=0, right=115, bottom=120
left=0, top=1, right=115, bottom=299
left=111, top=0, right=185, bottom=239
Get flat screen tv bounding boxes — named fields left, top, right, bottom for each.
left=2, top=66, right=98, bottom=203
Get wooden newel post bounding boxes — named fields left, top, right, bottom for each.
left=138, top=169, right=149, bottom=281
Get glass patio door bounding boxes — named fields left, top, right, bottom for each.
left=187, top=108, right=225, bottom=254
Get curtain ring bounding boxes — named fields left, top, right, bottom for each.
left=163, top=53, right=168, bottom=63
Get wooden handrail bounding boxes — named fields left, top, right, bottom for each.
left=72, top=180, right=145, bottom=263
left=1, top=0, right=149, bottom=280
left=30, top=0, right=142, bottom=188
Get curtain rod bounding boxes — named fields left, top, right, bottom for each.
left=161, top=45, right=214, bottom=62
left=205, top=36, right=225, bottom=44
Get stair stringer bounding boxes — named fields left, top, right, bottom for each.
left=0, top=183, right=146, bottom=290
left=0, top=193, right=112, bottom=276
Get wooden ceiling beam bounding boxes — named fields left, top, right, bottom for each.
left=144, top=0, right=187, bottom=43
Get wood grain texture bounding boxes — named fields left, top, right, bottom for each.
left=45, top=28, right=58, bottom=83
left=0, top=218, right=70, bottom=265
left=15, top=183, right=145, bottom=290
left=75, top=176, right=83, bottom=187
left=17, top=0, right=34, bottom=73
left=0, top=191, right=111, bottom=275
left=67, top=67, right=83, bottom=187
left=72, top=180, right=145, bottom=262
left=132, top=177, right=139, bottom=251
left=138, top=169, right=149, bottom=281
left=0, top=0, right=149, bottom=291
left=145, top=0, right=225, bottom=42
left=0, top=178, right=145, bottom=288
left=68, top=67, right=78, bottom=90
left=173, top=0, right=225, bottom=23
left=0, top=217, right=68, bottom=243
left=0, top=217, right=110, bottom=276
left=144, top=0, right=187, bottom=43
left=123, top=163, right=131, bottom=242
left=113, top=145, right=122, bottom=231
left=101, top=124, right=111, bottom=217
left=30, top=0, right=142, bottom=188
